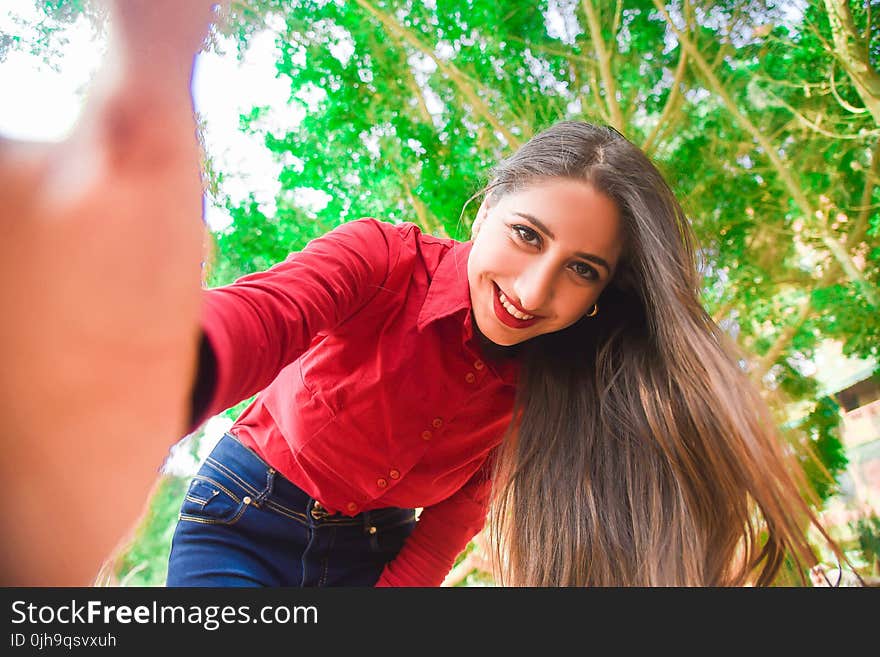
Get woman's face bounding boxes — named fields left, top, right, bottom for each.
left=467, top=178, right=624, bottom=346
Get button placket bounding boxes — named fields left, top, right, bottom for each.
left=422, top=417, right=443, bottom=443
left=464, top=357, right=487, bottom=385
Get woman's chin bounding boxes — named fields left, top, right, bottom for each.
left=473, top=316, right=524, bottom=347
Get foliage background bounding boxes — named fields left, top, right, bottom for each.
left=6, top=0, right=879, bottom=585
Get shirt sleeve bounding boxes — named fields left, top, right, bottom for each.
left=189, top=217, right=399, bottom=431
left=374, top=461, right=493, bottom=587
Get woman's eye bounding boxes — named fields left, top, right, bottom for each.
left=512, top=224, right=540, bottom=246
left=572, top=262, right=598, bottom=280
left=512, top=224, right=598, bottom=280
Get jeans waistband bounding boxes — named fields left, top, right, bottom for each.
left=203, top=432, right=413, bottom=527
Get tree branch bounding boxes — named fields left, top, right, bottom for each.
left=824, top=0, right=880, bottom=126
left=587, top=65, right=611, bottom=124
left=711, top=298, right=736, bottom=324
left=756, top=293, right=814, bottom=376
left=388, top=160, right=442, bottom=235
left=505, top=35, right=596, bottom=65
left=830, top=64, right=869, bottom=115
left=642, top=41, right=688, bottom=154
left=353, top=0, right=520, bottom=148
left=848, top=138, right=880, bottom=249
left=651, top=0, right=877, bottom=307
left=394, top=43, right=434, bottom=126
left=752, top=183, right=878, bottom=380
left=581, top=0, right=625, bottom=130
left=765, top=86, right=878, bottom=139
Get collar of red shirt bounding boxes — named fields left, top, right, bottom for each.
left=416, top=239, right=519, bottom=387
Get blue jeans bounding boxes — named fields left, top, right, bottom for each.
left=166, top=433, right=416, bottom=586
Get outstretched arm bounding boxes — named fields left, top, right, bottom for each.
left=0, top=0, right=224, bottom=586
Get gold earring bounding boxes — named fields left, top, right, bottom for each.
left=585, top=303, right=598, bottom=318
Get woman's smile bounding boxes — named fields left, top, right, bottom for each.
left=492, top=281, right=541, bottom=328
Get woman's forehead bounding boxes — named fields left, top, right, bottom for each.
left=497, top=179, right=624, bottom=261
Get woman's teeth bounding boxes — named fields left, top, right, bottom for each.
left=498, top=289, right=534, bottom=320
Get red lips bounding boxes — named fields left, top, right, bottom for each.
left=492, top=282, right=540, bottom=329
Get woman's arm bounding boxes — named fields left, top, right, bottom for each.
left=190, top=217, right=398, bottom=431
left=375, top=462, right=493, bottom=587
left=0, top=0, right=222, bottom=585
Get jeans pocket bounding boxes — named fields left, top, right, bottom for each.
left=179, top=476, right=248, bottom=526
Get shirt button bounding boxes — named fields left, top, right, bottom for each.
left=346, top=502, right=358, bottom=513
left=432, top=417, right=443, bottom=429
left=474, top=360, right=484, bottom=370
left=421, top=430, right=432, bottom=441
left=465, top=372, right=476, bottom=383
left=377, top=478, right=388, bottom=488
left=389, top=469, right=400, bottom=480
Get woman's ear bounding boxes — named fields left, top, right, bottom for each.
left=471, top=196, right=492, bottom=240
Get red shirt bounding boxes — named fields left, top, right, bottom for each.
left=195, top=217, right=520, bottom=586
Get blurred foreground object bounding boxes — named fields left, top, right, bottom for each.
left=0, top=0, right=226, bottom=586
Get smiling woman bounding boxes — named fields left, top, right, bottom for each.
left=467, top=178, right=623, bottom=345
left=0, top=2, right=852, bottom=585
left=161, top=120, right=852, bottom=588
left=460, top=121, right=851, bottom=586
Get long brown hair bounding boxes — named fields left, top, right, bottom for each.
left=474, top=121, right=845, bottom=586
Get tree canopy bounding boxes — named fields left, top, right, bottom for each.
left=7, top=0, right=878, bottom=584
left=206, top=0, right=877, bottom=501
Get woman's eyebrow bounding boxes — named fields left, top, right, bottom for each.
left=513, top=211, right=612, bottom=275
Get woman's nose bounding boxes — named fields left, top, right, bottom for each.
left=512, top=261, right=555, bottom=314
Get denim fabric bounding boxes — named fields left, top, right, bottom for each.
left=166, top=433, right=416, bottom=587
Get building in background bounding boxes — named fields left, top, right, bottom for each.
left=812, top=341, right=879, bottom=509
left=833, top=366, right=880, bottom=511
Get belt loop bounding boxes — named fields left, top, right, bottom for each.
left=254, top=466, right=276, bottom=507
left=363, top=510, right=376, bottom=536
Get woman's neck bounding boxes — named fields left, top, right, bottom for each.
left=471, top=311, right=522, bottom=362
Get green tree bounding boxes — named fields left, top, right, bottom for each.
left=1, top=1, right=107, bottom=68
left=12, top=0, right=877, bottom=584
left=212, top=0, right=869, bottom=493
left=206, top=0, right=875, bottom=583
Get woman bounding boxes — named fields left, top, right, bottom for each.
left=167, top=121, right=844, bottom=586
